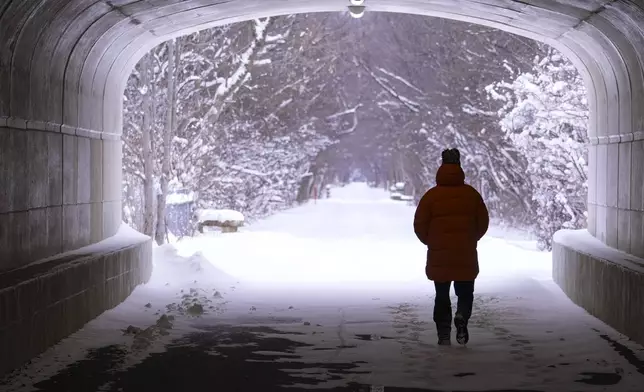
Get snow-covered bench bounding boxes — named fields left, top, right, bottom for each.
left=197, top=209, right=245, bottom=233
left=389, top=182, right=414, bottom=202
left=390, top=192, right=414, bottom=201
left=390, top=192, right=404, bottom=201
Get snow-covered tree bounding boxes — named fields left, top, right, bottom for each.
left=320, top=13, right=541, bottom=225
left=487, top=46, right=589, bottom=250
left=123, top=15, right=347, bottom=239
left=123, top=19, right=277, bottom=236
left=122, top=12, right=579, bottom=246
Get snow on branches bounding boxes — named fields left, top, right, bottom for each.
left=487, top=47, right=589, bottom=250
left=122, top=15, right=350, bottom=240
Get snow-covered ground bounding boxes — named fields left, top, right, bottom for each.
left=3, top=183, right=644, bottom=391
left=197, top=208, right=245, bottom=223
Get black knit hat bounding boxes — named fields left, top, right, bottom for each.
left=441, top=148, right=461, bottom=165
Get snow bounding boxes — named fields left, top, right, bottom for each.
left=554, top=229, right=644, bottom=273
left=367, top=68, right=421, bottom=112
left=278, top=98, right=292, bottom=108
left=172, top=136, right=188, bottom=145
left=265, top=33, right=285, bottom=42
left=151, top=244, right=238, bottom=287
left=390, top=192, right=413, bottom=201
left=4, top=183, right=644, bottom=391
left=197, top=208, right=245, bottom=223
left=487, top=47, right=588, bottom=250
left=228, top=165, right=267, bottom=177
left=184, top=183, right=551, bottom=285
left=376, top=67, right=423, bottom=94
left=214, top=19, right=270, bottom=98
left=254, top=58, right=272, bottom=65
left=325, top=105, right=361, bottom=119
left=17, top=223, right=149, bottom=269
left=166, top=191, right=194, bottom=205
left=552, top=80, right=567, bottom=93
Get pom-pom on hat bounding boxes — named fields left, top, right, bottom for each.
left=441, top=148, right=461, bottom=165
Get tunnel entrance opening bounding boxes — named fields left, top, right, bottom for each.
left=119, top=11, right=586, bottom=288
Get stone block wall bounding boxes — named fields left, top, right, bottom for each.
left=587, top=139, right=644, bottom=259
left=0, top=125, right=122, bottom=271
left=553, top=232, right=644, bottom=345
left=0, top=239, right=152, bottom=376
left=0, top=123, right=153, bottom=377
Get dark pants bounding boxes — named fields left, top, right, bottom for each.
left=433, top=281, right=475, bottom=331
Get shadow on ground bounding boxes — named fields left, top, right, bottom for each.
left=8, top=324, right=549, bottom=392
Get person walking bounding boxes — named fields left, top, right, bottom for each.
left=413, top=148, right=489, bottom=346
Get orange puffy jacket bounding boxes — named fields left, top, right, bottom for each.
left=413, top=164, right=489, bottom=282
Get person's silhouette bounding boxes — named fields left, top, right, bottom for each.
left=413, top=148, right=489, bottom=345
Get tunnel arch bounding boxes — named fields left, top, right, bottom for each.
left=1, top=0, right=643, bottom=375
left=1, top=2, right=636, bottom=139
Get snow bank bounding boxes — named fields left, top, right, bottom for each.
left=553, top=229, right=644, bottom=273
left=197, top=209, right=244, bottom=222
left=151, top=244, right=238, bottom=287
left=22, top=223, right=149, bottom=268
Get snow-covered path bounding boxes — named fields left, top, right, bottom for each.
left=174, top=183, right=550, bottom=286
left=3, top=183, right=644, bottom=391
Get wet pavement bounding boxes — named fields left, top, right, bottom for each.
left=8, top=321, right=643, bottom=392
left=18, top=325, right=550, bottom=392
left=28, top=325, right=376, bottom=392
left=3, top=280, right=644, bottom=392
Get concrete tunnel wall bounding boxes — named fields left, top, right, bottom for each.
left=0, top=0, right=643, bottom=376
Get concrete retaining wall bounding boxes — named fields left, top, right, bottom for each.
left=553, top=229, right=644, bottom=345
left=0, top=126, right=123, bottom=271
left=0, top=236, right=152, bottom=376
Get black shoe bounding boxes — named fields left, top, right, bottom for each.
left=436, top=320, right=451, bottom=346
left=454, top=314, right=469, bottom=345
left=437, top=338, right=451, bottom=346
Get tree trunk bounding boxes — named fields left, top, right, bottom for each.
left=141, top=53, right=156, bottom=237
left=296, top=173, right=313, bottom=203
left=156, top=39, right=177, bottom=245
